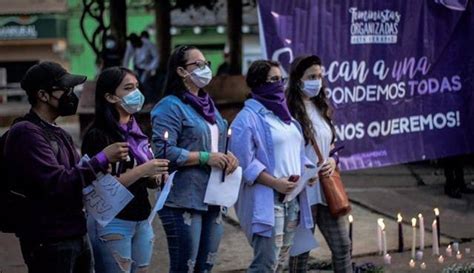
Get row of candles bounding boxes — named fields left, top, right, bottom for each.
left=347, top=208, right=469, bottom=268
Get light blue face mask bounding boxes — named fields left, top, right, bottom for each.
left=301, top=79, right=322, bottom=98
left=121, top=89, right=145, bottom=114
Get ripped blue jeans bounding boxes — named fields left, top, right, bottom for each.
left=248, top=196, right=300, bottom=273
left=88, top=217, right=155, bottom=273
left=159, top=205, right=224, bottom=273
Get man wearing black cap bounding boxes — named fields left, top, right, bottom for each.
left=3, top=62, right=129, bottom=273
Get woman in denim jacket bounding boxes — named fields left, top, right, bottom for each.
left=151, top=45, right=239, bottom=272
left=229, top=60, right=316, bottom=272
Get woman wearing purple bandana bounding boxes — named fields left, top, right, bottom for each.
left=81, top=67, right=169, bottom=273
left=229, top=60, right=316, bottom=272
left=150, top=45, right=239, bottom=272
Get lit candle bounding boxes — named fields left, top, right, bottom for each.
left=381, top=222, right=387, bottom=256
left=221, top=128, right=232, bottom=182
left=377, top=218, right=384, bottom=255
left=432, top=220, right=439, bottom=256
left=383, top=253, right=391, bottom=265
left=348, top=215, right=353, bottom=257
left=456, top=251, right=462, bottom=260
left=161, top=131, right=169, bottom=186
left=163, top=131, right=169, bottom=159
left=418, top=214, right=425, bottom=250
left=411, top=218, right=417, bottom=259
left=446, top=245, right=453, bottom=257
left=438, top=255, right=444, bottom=263
left=420, top=262, right=426, bottom=270
left=409, top=259, right=416, bottom=268
left=398, top=213, right=404, bottom=252
left=434, top=208, right=440, bottom=248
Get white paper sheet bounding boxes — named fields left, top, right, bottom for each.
left=148, top=171, right=176, bottom=224
left=290, top=224, right=319, bottom=256
left=204, top=167, right=242, bottom=207
left=83, top=173, right=134, bottom=227
left=284, top=166, right=318, bottom=203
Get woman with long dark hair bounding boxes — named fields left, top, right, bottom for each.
left=150, top=45, right=239, bottom=272
left=229, top=60, right=315, bottom=272
left=82, top=67, right=169, bottom=273
left=286, top=55, right=352, bottom=273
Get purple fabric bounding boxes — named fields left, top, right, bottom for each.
left=258, top=0, right=474, bottom=171
left=251, top=81, right=292, bottom=124
left=121, top=118, right=153, bottom=165
left=4, top=111, right=105, bottom=241
left=182, top=90, right=217, bottom=124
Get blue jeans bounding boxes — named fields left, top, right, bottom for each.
left=248, top=197, right=300, bottom=273
left=88, top=217, right=155, bottom=273
left=159, top=205, right=224, bottom=272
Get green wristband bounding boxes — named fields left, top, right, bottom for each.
left=199, top=152, right=210, bottom=166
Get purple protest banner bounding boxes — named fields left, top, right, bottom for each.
left=258, top=0, right=474, bottom=170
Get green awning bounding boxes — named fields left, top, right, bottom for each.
left=0, top=15, right=67, bottom=40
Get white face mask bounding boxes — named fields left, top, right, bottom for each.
left=301, top=79, right=322, bottom=98
left=120, top=89, right=145, bottom=114
left=189, top=65, right=213, bottom=88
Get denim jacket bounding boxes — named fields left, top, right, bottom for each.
left=229, top=99, right=315, bottom=242
left=151, top=95, right=227, bottom=211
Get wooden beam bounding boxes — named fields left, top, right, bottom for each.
left=109, top=0, right=127, bottom=59
left=227, top=0, right=242, bottom=75
left=155, top=0, right=171, bottom=73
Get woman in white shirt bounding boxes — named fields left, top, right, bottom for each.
left=286, top=55, right=352, bottom=273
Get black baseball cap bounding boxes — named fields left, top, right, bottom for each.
left=21, top=62, right=87, bottom=95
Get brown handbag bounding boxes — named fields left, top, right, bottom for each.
left=309, top=135, right=351, bottom=217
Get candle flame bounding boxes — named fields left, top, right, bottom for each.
left=411, top=218, right=417, bottom=227
left=433, top=219, right=437, bottom=225
left=227, top=128, right=232, bottom=136
left=457, top=251, right=461, bottom=255
left=164, top=131, right=169, bottom=140
left=348, top=215, right=353, bottom=223
left=447, top=245, right=452, bottom=249
left=397, top=213, right=402, bottom=222
left=379, top=220, right=385, bottom=230
left=418, top=213, right=423, bottom=218
left=434, top=208, right=439, bottom=216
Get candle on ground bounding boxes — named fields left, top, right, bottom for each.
left=446, top=245, right=453, bottom=257
left=434, top=208, right=441, bottom=248
left=381, top=222, right=387, bottom=256
left=409, top=259, right=416, bottom=268
left=398, top=213, right=404, bottom=252
left=438, top=255, right=445, bottom=263
left=377, top=218, right=384, bottom=255
left=420, top=262, right=427, bottom=270
left=418, top=213, right=425, bottom=250
left=383, top=254, right=391, bottom=265
left=456, top=251, right=462, bottom=260
left=432, top=220, right=439, bottom=256
left=411, top=218, right=417, bottom=259
left=221, top=128, right=232, bottom=182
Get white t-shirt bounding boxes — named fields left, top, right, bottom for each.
left=207, top=122, right=219, bottom=153
left=304, top=100, right=333, bottom=205
left=265, top=113, right=302, bottom=179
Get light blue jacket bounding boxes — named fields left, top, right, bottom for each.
left=229, top=99, right=315, bottom=242
left=151, top=95, right=227, bottom=211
